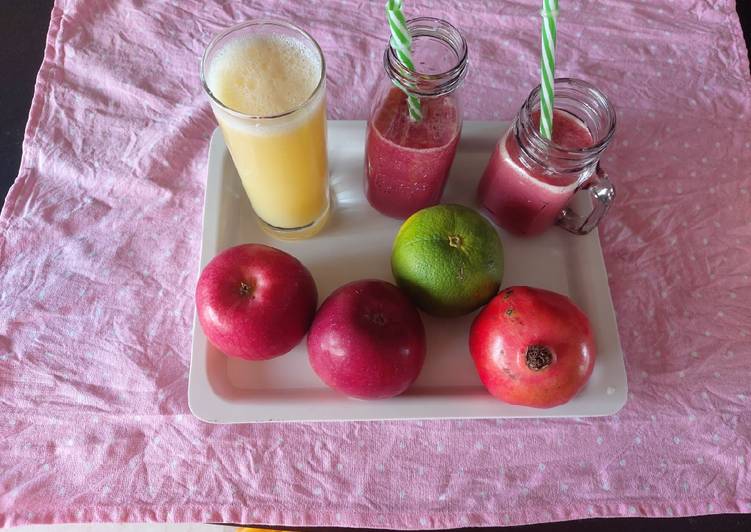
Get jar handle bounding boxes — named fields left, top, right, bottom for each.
left=557, top=165, right=615, bottom=235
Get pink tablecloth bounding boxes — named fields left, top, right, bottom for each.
left=1, top=0, right=750, bottom=528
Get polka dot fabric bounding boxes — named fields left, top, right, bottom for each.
left=1, top=0, right=750, bottom=528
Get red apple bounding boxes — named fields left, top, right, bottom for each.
left=307, top=279, right=426, bottom=399
left=469, top=286, right=595, bottom=408
left=195, top=244, right=317, bottom=360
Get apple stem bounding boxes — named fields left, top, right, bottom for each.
left=238, top=281, right=253, bottom=298
left=526, top=345, right=553, bottom=371
left=366, top=312, right=386, bottom=326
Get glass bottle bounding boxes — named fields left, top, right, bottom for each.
left=365, top=17, right=469, bottom=219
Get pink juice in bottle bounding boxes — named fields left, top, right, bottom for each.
left=365, top=87, right=461, bottom=219
left=477, top=109, right=594, bottom=236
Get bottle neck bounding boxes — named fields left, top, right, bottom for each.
left=514, top=78, right=616, bottom=174
left=384, top=17, right=468, bottom=98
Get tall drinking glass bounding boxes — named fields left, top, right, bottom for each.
left=201, top=20, right=329, bottom=240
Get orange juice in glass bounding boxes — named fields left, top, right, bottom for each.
left=201, top=20, right=329, bottom=239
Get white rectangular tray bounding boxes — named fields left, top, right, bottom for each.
left=188, top=121, right=627, bottom=423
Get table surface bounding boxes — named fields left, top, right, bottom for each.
left=0, top=1, right=749, bottom=531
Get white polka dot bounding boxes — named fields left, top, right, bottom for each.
left=336, top=513, right=342, bottom=522
left=560, top=482, right=568, bottom=492
left=438, top=493, right=447, bottom=501
left=313, top=486, right=322, bottom=496
left=690, top=351, right=699, bottom=358
left=419, top=518, right=428, bottom=526
left=673, top=436, right=681, bottom=444
left=619, top=459, right=626, bottom=466
left=538, top=463, right=546, bottom=471
left=475, top=441, right=484, bottom=450
left=336, top=463, right=343, bottom=471
left=629, top=506, right=637, bottom=514
left=739, top=456, right=745, bottom=465
left=376, top=464, right=385, bottom=472
left=714, top=371, right=721, bottom=378
left=697, top=456, right=704, bottom=464
left=712, top=434, right=720, bottom=443
left=399, top=489, right=405, bottom=499
left=738, top=394, right=747, bottom=401
left=436, top=443, right=444, bottom=452
left=596, top=436, right=604, bottom=445
left=635, top=436, right=642, bottom=444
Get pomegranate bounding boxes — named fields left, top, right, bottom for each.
left=469, top=286, right=595, bottom=408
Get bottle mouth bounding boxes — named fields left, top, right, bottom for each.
left=518, top=78, right=617, bottom=164
left=200, top=19, right=326, bottom=120
left=384, top=17, right=469, bottom=98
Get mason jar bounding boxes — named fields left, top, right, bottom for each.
left=477, top=78, right=617, bottom=236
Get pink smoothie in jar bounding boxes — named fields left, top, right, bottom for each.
left=365, top=87, right=461, bottom=219
left=477, top=109, right=594, bottom=236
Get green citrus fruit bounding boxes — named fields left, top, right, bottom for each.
left=391, top=204, right=504, bottom=317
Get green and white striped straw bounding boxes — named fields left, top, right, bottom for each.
left=386, top=0, right=422, bottom=122
left=539, top=0, right=559, bottom=140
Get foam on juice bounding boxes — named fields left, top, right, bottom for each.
left=206, top=34, right=321, bottom=117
